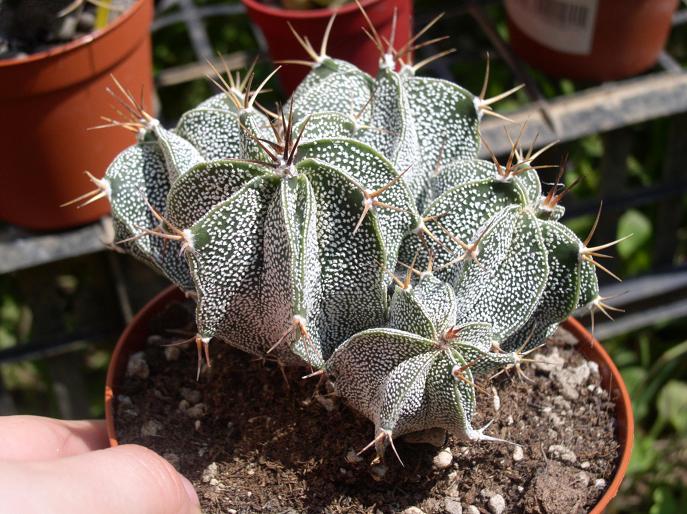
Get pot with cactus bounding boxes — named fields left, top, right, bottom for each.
left=0, top=0, right=153, bottom=230
left=76, top=11, right=633, bottom=513
left=241, top=0, right=413, bottom=94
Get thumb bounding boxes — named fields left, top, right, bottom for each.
left=1, top=444, right=200, bottom=514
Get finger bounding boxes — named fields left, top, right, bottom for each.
left=0, top=444, right=200, bottom=514
left=0, top=416, right=108, bottom=461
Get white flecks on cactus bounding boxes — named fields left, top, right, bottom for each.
left=175, top=108, right=243, bottom=161
left=107, top=143, right=194, bottom=291
left=453, top=206, right=549, bottom=339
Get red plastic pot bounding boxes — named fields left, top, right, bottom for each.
left=0, top=0, right=154, bottom=231
left=105, top=286, right=633, bottom=511
left=241, top=0, right=413, bottom=95
left=506, top=0, right=678, bottom=81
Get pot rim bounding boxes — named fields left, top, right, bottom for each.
left=0, top=0, right=146, bottom=68
left=105, top=285, right=634, bottom=511
left=240, top=0, right=381, bottom=19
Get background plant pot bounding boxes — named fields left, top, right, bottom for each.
left=241, top=0, right=413, bottom=95
left=0, top=0, right=154, bottom=231
left=105, top=285, right=634, bottom=511
left=505, top=0, right=678, bottom=81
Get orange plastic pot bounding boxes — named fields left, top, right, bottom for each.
left=241, top=0, right=413, bottom=95
left=506, top=0, right=678, bottom=81
left=105, top=286, right=634, bottom=511
left=0, top=0, right=154, bottom=231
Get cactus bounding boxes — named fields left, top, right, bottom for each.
left=73, top=8, right=624, bottom=465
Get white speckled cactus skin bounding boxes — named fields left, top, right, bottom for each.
left=81, top=18, right=618, bottom=463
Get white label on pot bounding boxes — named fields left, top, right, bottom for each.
left=505, top=0, right=599, bottom=55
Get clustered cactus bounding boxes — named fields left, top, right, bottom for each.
left=73, top=13, right=622, bottom=462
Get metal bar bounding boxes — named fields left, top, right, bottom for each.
left=152, top=4, right=246, bottom=31
left=479, top=71, right=687, bottom=157
left=156, top=51, right=251, bottom=88
left=657, top=50, right=683, bottom=73
left=176, top=0, right=214, bottom=61
left=579, top=297, right=687, bottom=340
left=593, top=266, right=687, bottom=308
left=0, top=218, right=110, bottom=274
left=564, top=180, right=687, bottom=218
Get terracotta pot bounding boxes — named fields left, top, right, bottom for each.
left=105, top=286, right=634, bottom=511
left=0, top=0, right=154, bottom=231
left=505, top=0, right=678, bottom=81
left=241, top=0, right=413, bottom=95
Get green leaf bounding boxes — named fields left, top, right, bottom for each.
left=617, top=209, right=651, bottom=259
left=657, top=380, right=687, bottom=434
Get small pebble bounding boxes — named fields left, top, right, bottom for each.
left=164, top=345, right=180, bottom=361
left=533, top=348, right=564, bottom=372
left=227, top=510, right=237, bottom=514
left=444, top=497, right=462, bottom=514
left=178, top=399, right=190, bottom=412
left=194, top=420, right=202, bottom=431
left=401, top=508, right=425, bottom=514
left=548, top=444, right=577, bottom=463
left=126, top=352, right=149, bottom=379
left=513, top=446, right=524, bottom=461
left=466, top=506, right=480, bottom=514
left=594, top=478, right=607, bottom=490
left=480, top=488, right=496, bottom=499
left=201, top=462, right=218, bottom=483
left=140, top=420, right=162, bottom=437
left=581, top=461, right=591, bottom=469
left=433, top=448, right=453, bottom=469
left=488, top=494, right=505, bottom=514
left=576, top=471, right=591, bottom=487
left=185, top=403, right=207, bottom=419
left=209, top=478, right=219, bottom=487
left=506, top=415, right=514, bottom=425
left=492, top=387, right=500, bottom=411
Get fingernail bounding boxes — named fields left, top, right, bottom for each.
left=180, top=474, right=200, bottom=507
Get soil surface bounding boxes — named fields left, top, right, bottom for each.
left=115, top=301, right=619, bottom=514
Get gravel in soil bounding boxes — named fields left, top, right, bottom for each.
left=115, top=302, right=619, bottom=514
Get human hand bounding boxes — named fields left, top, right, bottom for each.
left=0, top=415, right=200, bottom=514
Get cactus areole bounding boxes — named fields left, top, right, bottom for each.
left=80, top=12, right=620, bottom=463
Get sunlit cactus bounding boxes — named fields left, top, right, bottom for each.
left=68, top=5, right=625, bottom=465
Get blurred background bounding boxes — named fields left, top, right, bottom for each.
left=1, top=0, right=686, bottom=512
